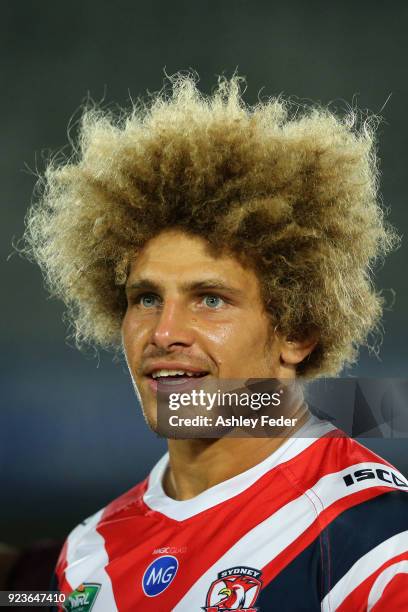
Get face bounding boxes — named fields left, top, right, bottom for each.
left=122, top=230, right=289, bottom=429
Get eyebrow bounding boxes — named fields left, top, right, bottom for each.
left=125, top=278, right=244, bottom=297
left=125, top=279, right=161, bottom=293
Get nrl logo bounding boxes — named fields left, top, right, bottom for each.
left=203, top=566, right=262, bottom=611
left=63, top=583, right=101, bottom=612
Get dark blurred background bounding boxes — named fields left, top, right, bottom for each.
left=1, top=0, right=407, bottom=548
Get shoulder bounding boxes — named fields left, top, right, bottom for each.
left=312, top=435, right=408, bottom=561
left=55, top=476, right=149, bottom=588
left=281, top=428, right=408, bottom=505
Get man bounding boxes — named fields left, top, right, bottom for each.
left=25, top=75, right=407, bottom=610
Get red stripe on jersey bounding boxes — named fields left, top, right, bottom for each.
left=371, top=571, right=408, bottom=611
left=336, top=551, right=408, bottom=611
left=96, top=435, right=394, bottom=610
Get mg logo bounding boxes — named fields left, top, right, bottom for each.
left=142, top=555, right=179, bottom=597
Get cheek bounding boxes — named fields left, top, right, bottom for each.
left=200, top=321, right=234, bottom=348
left=202, top=317, right=271, bottom=370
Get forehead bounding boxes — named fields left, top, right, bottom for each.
left=127, top=230, right=260, bottom=291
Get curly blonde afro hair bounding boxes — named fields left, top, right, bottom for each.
left=24, top=74, right=398, bottom=376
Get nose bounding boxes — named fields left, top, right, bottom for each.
left=151, top=299, right=195, bottom=350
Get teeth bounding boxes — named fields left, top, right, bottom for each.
left=151, top=369, right=203, bottom=379
left=152, top=369, right=188, bottom=379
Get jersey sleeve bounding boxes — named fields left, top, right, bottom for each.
left=321, top=490, right=408, bottom=611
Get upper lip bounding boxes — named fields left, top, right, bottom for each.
left=143, top=362, right=210, bottom=376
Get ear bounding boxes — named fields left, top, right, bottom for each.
left=279, top=335, right=318, bottom=367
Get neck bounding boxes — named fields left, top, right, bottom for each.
left=163, top=401, right=310, bottom=500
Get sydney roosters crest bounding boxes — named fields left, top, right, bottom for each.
left=203, top=566, right=262, bottom=611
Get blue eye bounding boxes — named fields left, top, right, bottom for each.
left=203, top=295, right=224, bottom=308
left=139, top=293, right=160, bottom=308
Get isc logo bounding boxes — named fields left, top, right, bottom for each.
left=142, top=555, right=179, bottom=597
left=343, top=467, right=408, bottom=488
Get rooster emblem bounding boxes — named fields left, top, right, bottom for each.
left=204, top=568, right=262, bottom=611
